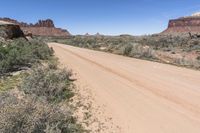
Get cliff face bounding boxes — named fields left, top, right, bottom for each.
left=21, top=27, right=70, bottom=36
left=0, top=18, right=70, bottom=37
left=162, top=17, right=200, bottom=34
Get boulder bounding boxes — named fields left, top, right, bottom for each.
left=0, top=20, right=25, bottom=39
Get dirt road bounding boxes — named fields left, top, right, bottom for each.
left=49, top=43, right=200, bottom=133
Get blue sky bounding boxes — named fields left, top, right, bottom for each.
left=0, top=0, right=200, bottom=35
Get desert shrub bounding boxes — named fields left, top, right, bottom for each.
left=29, top=39, right=54, bottom=60
left=46, top=57, right=59, bottom=69
left=141, top=47, right=155, bottom=58
left=197, top=56, right=200, bottom=60
left=0, top=92, right=83, bottom=133
left=122, top=44, right=133, bottom=56
left=0, top=73, right=25, bottom=92
left=128, top=45, right=155, bottom=59
left=21, top=64, right=74, bottom=103
left=0, top=91, right=19, bottom=107
left=174, top=57, right=199, bottom=67
left=0, top=38, right=53, bottom=75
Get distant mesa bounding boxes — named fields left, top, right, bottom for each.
left=84, top=32, right=103, bottom=36
left=95, top=32, right=100, bottom=36
left=120, top=34, right=132, bottom=37
left=85, top=33, right=90, bottom=36
left=95, top=32, right=103, bottom=37
left=162, top=12, right=200, bottom=34
left=192, top=12, right=200, bottom=17
left=0, top=17, right=71, bottom=37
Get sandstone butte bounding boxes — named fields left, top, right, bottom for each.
left=162, top=12, right=200, bottom=35
left=0, top=17, right=70, bottom=37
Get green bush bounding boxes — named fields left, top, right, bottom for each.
left=123, top=44, right=133, bottom=56
left=21, top=64, right=74, bottom=103
left=29, top=39, right=54, bottom=60
left=197, top=56, right=200, bottom=60
left=0, top=73, right=25, bottom=92
left=0, top=38, right=53, bottom=75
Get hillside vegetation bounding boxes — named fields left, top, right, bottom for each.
left=0, top=38, right=85, bottom=133
left=0, top=38, right=53, bottom=75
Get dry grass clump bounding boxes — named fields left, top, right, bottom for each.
left=21, top=63, right=74, bottom=103
left=0, top=91, right=84, bottom=133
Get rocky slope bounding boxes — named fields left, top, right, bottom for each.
left=0, top=18, right=70, bottom=37
left=162, top=13, right=200, bottom=34
left=0, top=20, right=25, bottom=40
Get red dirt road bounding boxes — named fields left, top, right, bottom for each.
left=49, top=43, right=200, bottom=133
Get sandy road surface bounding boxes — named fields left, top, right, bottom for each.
left=49, top=43, right=200, bottom=133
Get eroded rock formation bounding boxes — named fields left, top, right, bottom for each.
left=0, top=18, right=70, bottom=37
left=162, top=14, right=200, bottom=34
